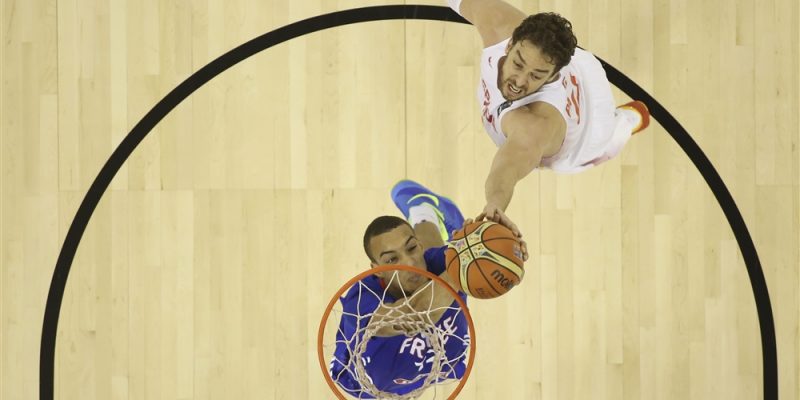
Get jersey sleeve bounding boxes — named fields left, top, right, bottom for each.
left=329, top=275, right=397, bottom=398
left=336, top=274, right=398, bottom=343
left=328, top=267, right=471, bottom=397
left=424, top=246, right=448, bottom=275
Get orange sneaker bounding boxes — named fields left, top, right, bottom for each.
left=617, top=100, right=650, bottom=134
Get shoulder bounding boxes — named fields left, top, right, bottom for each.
left=424, top=246, right=448, bottom=275
left=341, top=275, right=386, bottom=312
left=503, top=102, right=565, bottom=138
left=526, top=101, right=567, bottom=122
left=500, top=102, right=566, bottom=156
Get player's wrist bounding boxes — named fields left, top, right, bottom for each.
left=485, top=178, right=514, bottom=210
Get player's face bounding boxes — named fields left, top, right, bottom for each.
left=368, top=225, right=428, bottom=294
left=500, top=39, right=558, bottom=101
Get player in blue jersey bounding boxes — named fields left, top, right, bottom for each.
left=329, top=180, right=472, bottom=398
left=445, top=0, right=650, bottom=231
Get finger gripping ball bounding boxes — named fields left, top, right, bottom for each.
left=445, top=221, right=525, bottom=299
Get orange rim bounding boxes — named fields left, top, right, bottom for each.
left=317, top=265, right=476, bottom=399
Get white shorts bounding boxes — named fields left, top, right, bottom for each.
left=546, top=53, right=637, bottom=174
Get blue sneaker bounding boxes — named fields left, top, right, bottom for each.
left=390, top=180, right=465, bottom=241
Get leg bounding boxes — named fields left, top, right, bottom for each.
left=413, top=221, right=446, bottom=250
left=391, top=180, right=465, bottom=243
left=587, top=106, right=641, bottom=166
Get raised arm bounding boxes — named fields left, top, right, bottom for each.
left=484, top=104, right=563, bottom=212
left=448, top=0, right=529, bottom=46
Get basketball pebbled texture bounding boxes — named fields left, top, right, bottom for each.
left=445, top=221, right=525, bottom=299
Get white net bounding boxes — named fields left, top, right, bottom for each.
left=322, top=269, right=472, bottom=400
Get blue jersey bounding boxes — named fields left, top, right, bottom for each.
left=329, top=246, right=470, bottom=398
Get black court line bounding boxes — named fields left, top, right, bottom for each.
left=39, top=5, right=777, bottom=399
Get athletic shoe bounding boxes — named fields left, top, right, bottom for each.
left=617, top=100, right=650, bottom=134
left=390, top=180, right=465, bottom=241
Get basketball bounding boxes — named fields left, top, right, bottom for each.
left=445, top=221, right=525, bottom=299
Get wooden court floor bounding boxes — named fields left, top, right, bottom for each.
left=2, top=0, right=798, bottom=399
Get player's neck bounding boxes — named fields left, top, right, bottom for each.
left=545, top=70, right=560, bottom=84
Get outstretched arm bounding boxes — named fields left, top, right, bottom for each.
left=474, top=107, right=559, bottom=263
left=448, top=0, right=528, bottom=47
left=484, top=107, right=561, bottom=212
left=484, top=137, right=542, bottom=213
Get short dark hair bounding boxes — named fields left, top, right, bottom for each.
left=511, top=12, right=578, bottom=72
left=363, top=216, right=412, bottom=262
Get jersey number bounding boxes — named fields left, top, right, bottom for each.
left=563, top=73, right=582, bottom=124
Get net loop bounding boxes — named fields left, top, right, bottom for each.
left=319, top=266, right=476, bottom=400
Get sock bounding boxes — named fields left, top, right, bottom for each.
left=408, top=203, right=440, bottom=227
left=616, top=107, right=642, bottom=133
left=447, top=0, right=463, bottom=15
left=409, top=203, right=450, bottom=242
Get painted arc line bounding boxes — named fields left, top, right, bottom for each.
left=38, top=5, right=778, bottom=400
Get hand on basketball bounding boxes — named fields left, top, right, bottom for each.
left=475, top=204, right=529, bottom=262
left=476, top=203, right=520, bottom=235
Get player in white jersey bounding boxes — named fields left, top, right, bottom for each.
left=447, top=0, right=651, bottom=233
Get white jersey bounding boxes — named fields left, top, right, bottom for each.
left=477, top=38, right=620, bottom=174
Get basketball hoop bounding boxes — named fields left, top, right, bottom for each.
left=317, top=265, right=476, bottom=399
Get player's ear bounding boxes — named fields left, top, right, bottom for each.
left=505, top=39, right=513, bottom=54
